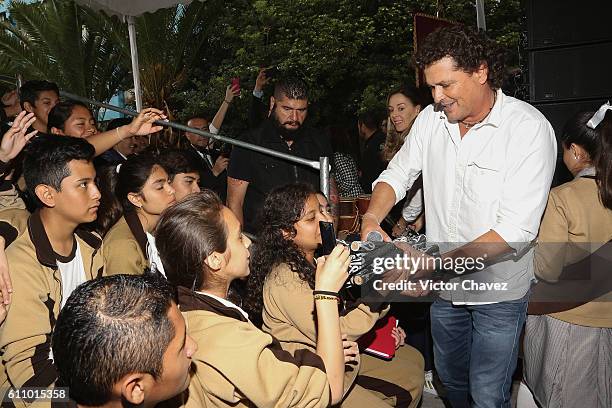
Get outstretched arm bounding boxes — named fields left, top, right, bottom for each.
left=210, top=84, right=240, bottom=133
left=87, top=108, right=166, bottom=156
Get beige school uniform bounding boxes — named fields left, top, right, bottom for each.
left=262, top=263, right=424, bottom=408
left=173, top=287, right=332, bottom=408
left=0, top=211, right=104, bottom=407
left=102, top=211, right=149, bottom=276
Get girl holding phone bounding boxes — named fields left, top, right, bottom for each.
left=246, top=183, right=425, bottom=408
left=155, top=191, right=350, bottom=407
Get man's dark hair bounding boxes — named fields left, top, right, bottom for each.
left=47, top=100, right=91, bottom=133
left=23, top=135, right=95, bottom=205
left=414, top=25, right=506, bottom=90
left=19, top=80, right=59, bottom=110
left=158, top=149, right=201, bottom=182
left=358, top=110, right=383, bottom=131
left=52, top=274, right=177, bottom=406
left=273, top=76, right=309, bottom=100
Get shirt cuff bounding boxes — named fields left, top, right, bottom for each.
left=208, top=123, right=219, bottom=134
left=252, top=89, right=264, bottom=99
left=372, top=174, right=406, bottom=205
left=493, top=221, right=536, bottom=252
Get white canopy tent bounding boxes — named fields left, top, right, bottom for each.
left=75, top=0, right=201, bottom=111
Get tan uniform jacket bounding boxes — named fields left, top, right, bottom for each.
left=0, top=208, right=29, bottom=245
left=263, top=263, right=389, bottom=350
left=261, top=264, right=424, bottom=408
left=175, top=287, right=331, bottom=408
left=102, top=211, right=148, bottom=276
left=533, top=176, right=612, bottom=327
left=0, top=211, right=104, bottom=407
left=0, top=185, right=26, bottom=212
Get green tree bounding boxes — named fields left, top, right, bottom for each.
left=0, top=0, right=128, bottom=106
left=172, top=0, right=523, bottom=133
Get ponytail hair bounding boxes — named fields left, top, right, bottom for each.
left=95, top=153, right=161, bottom=235
left=561, top=109, right=612, bottom=210
left=596, top=111, right=612, bottom=209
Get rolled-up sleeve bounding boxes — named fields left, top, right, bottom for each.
left=493, top=119, right=557, bottom=250
left=373, top=118, right=424, bottom=204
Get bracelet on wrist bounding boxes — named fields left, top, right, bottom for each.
left=314, top=294, right=340, bottom=303
left=223, top=99, right=232, bottom=104
left=313, top=290, right=339, bottom=297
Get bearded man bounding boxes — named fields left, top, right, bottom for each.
left=227, top=76, right=335, bottom=234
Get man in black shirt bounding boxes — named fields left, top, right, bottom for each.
left=227, top=77, right=333, bottom=234
left=358, top=110, right=386, bottom=193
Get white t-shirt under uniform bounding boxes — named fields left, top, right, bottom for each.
left=57, top=240, right=86, bottom=309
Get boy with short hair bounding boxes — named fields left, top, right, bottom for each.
left=19, top=80, right=60, bottom=133
left=52, top=274, right=197, bottom=407
left=0, top=135, right=104, bottom=405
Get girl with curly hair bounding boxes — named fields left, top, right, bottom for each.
left=155, top=191, right=351, bottom=407
left=246, top=183, right=425, bottom=408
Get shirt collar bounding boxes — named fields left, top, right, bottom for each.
left=485, top=88, right=504, bottom=128
left=438, top=88, right=504, bottom=129
left=575, top=166, right=596, bottom=178
left=195, top=290, right=250, bottom=320
left=27, top=210, right=102, bottom=268
left=177, top=286, right=249, bottom=322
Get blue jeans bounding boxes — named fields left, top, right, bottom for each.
left=430, top=293, right=528, bottom=408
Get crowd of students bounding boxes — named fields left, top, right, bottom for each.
left=0, top=73, right=427, bottom=407
left=0, top=24, right=610, bottom=408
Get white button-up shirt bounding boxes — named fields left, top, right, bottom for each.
left=375, top=90, right=557, bottom=302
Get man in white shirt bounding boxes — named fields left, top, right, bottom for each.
left=361, top=26, right=556, bottom=408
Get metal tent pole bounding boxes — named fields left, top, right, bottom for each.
left=59, top=91, right=329, bottom=188
left=126, top=15, right=143, bottom=111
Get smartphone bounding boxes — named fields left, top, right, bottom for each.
left=231, top=77, right=241, bottom=93
left=319, top=221, right=336, bottom=256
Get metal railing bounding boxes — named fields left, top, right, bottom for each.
left=59, top=91, right=331, bottom=198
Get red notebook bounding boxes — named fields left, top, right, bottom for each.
left=357, top=316, right=398, bottom=360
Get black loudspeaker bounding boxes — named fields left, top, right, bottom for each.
left=526, top=0, right=612, bottom=103
left=529, top=43, right=612, bottom=102
left=534, top=100, right=609, bottom=137
left=526, top=0, right=612, bottom=186
left=526, top=0, right=612, bottom=48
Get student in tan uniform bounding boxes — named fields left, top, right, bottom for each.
left=246, top=183, right=425, bottom=408
left=155, top=191, right=351, bottom=407
left=522, top=106, right=612, bottom=408
left=0, top=135, right=105, bottom=404
left=0, top=111, right=39, bottom=322
left=97, top=153, right=176, bottom=276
